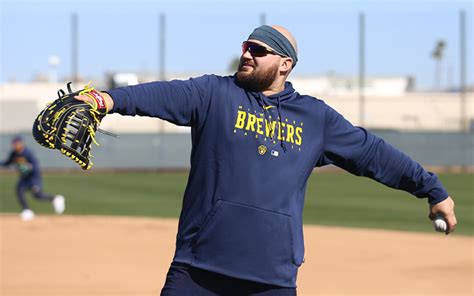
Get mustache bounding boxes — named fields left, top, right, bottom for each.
left=238, top=58, right=254, bottom=69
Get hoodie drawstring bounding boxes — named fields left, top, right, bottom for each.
left=254, top=92, right=288, bottom=154
left=277, top=97, right=287, bottom=153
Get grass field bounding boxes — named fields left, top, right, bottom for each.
left=0, top=171, right=472, bottom=235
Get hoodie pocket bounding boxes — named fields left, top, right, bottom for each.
left=191, top=199, right=297, bottom=286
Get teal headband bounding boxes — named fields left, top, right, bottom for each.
left=248, top=25, right=298, bottom=68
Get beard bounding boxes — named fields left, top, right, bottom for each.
left=235, top=61, right=279, bottom=92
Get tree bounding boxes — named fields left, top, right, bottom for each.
left=431, top=40, right=446, bottom=90
left=229, top=56, right=240, bottom=73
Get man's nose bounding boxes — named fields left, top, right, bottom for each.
left=242, top=49, right=253, bottom=59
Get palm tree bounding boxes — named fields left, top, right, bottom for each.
left=431, top=40, right=446, bottom=90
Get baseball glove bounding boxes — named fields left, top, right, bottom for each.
left=32, top=82, right=108, bottom=170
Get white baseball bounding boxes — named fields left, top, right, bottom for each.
left=432, top=216, right=447, bottom=232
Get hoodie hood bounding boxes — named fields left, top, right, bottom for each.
left=246, top=81, right=297, bottom=104
left=266, top=81, right=297, bottom=102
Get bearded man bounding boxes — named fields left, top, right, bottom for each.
left=77, top=25, right=456, bottom=295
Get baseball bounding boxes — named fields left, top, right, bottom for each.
left=432, top=216, right=448, bottom=233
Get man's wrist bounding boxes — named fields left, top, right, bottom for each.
left=100, top=91, right=114, bottom=112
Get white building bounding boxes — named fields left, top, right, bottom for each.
left=1, top=75, right=472, bottom=133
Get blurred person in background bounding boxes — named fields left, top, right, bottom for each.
left=0, top=135, right=65, bottom=221
left=77, top=25, right=456, bottom=295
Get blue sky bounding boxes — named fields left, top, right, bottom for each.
left=1, top=0, right=472, bottom=90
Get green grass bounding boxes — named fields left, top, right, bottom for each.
left=305, top=172, right=473, bottom=235
left=1, top=171, right=472, bottom=235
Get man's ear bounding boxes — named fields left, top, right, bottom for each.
left=280, top=57, right=293, bottom=73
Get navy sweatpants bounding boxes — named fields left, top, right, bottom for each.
left=16, top=177, right=54, bottom=210
left=161, top=262, right=297, bottom=296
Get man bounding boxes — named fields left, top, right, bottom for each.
left=1, top=136, right=65, bottom=221
left=77, top=25, right=456, bottom=295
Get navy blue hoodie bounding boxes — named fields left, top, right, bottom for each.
left=1, top=147, right=41, bottom=180
left=108, top=75, right=448, bottom=287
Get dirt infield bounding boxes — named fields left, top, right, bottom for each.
left=0, top=215, right=472, bottom=296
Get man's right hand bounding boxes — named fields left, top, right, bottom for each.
left=429, top=196, right=457, bottom=235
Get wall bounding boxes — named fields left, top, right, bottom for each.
left=1, top=132, right=472, bottom=170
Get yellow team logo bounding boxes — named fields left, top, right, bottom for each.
left=258, top=145, right=267, bottom=155
left=234, top=110, right=303, bottom=146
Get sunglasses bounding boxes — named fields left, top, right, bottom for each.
left=241, top=41, right=286, bottom=57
